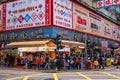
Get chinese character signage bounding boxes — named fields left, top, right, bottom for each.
left=53, top=0, right=72, bottom=29
left=113, top=0, right=120, bottom=5
left=97, top=0, right=120, bottom=8
left=5, top=0, right=51, bottom=30
left=89, top=12, right=102, bottom=35
left=112, top=24, right=120, bottom=41
left=105, top=0, right=113, bottom=7
left=101, top=19, right=113, bottom=39
left=73, top=3, right=89, bottom=33
left=97, top=0, right=104, bottom=8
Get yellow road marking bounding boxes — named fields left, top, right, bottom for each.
left=6, top=74, right=42, bottom=80
left=76, top=72, right=92, bottom=80
left=53, top=73, right=59, bottom=80
left=6, top=76, right=24, bottom=80
left=101, top=72, right=120, bottom=79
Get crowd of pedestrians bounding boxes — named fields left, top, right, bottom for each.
left=0, top=52, right=120, bottom=71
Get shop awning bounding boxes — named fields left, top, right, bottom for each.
left=5, top=39, right=85, bottom=48
left=5, top=40, right=50, bottom=48
left=61, top=40, right=85, bottom=48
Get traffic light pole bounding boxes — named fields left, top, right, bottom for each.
left=85, top=35, right=88, bottom=60
left=52, top=34, right=64, bottom=55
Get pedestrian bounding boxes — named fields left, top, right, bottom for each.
left=24, top=55, right=29, bottom=69
left=86, top=57, right=92, bottom=70
left=93, top=59, right=99, bottom=69
left=98, top=56, right=104, bottom=69
left=55, top=54, right=61, bottom=71
left=44, top=55, right=50, bottom=70
left=28, top=54, right=33, bottom=69
left=75, top=55, right=79, bottom=69
left=116, top=55, right=120, bottom=69
left=36, top=56, right=41, bottom=70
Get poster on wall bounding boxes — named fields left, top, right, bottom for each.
left=89, top=12, right=102, bottom=36
left=73, top=3, right=89, bottom=33
left=5, top=0, right=51, bottom=30
left=102, top=19, right=112, bottom=39
left=53, top=0, right=72, bottom=29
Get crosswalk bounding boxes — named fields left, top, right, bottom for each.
left=0, top=68, right=120, bottom=80
left=5, top=71, right=120, bottom=80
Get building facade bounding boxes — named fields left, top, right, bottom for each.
left=0, top=0, right=119, bottom=57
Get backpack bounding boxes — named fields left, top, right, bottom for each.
left=76, top=57, right=79, bottom=63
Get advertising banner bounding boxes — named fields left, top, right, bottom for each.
left=53, top=0, right=72, bottom=29
left=0, top=5, right=2, bottom=31
left=73, top=3, right=89, bottom=33
left=101, top=19, right=113, bottom=39
left=89, top=12, right=102, bottom=36
left=101, top=41, right=108, bottom=50
left=112, top=24, right=120, bottom=41
left=6, top=0, right=51, bottom=30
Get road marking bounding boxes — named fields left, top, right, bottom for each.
left=76, top=72, right=92, bottom=80
left=6, top=76, right=23, bottom=80
left=0, top=74, right=10, bottom=76
left=53, top=73, right=59, bottom=80
left=6, top=74, right=42, bottom=80
left=23, top=74, right=43, bottom=80
left=101, top=72, right=120, bottom=79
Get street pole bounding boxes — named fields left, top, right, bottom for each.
left=85, top=34, right=88, bottom=60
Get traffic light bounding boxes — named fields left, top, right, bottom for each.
left=52, top=34, right=61, bottom=45
left=52, top=34, right=64, bottom=49
left=87, top=39, right=91, bottom=48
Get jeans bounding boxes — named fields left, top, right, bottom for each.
left=44, top=63, right=50, bottom=70
left=37, top=63, right=40, bottom=70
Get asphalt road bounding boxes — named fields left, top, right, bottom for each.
left=0, top=67, right=120, bottom=80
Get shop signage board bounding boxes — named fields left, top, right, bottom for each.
left=18, top=47, right=70, bottom=52
left=101, top=18, right=113, bottom=39
left=5, top=0, right=51, bottom=30
left=0, top=27, right=52, bottom=42
left=73, top=3, right=90, bottom=33
left=97, top=0, right=104, bottom=8
left=97, top=0, right=120, bottom=8
left=53, top=0, right=72, bottom=29
left=89, top=11, right=102, bottom=36
left=113, top=0, right=120, bottom=5
left=105, top=0, right=113, bottom=7
left=112, top=24, right=120, bottom=41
